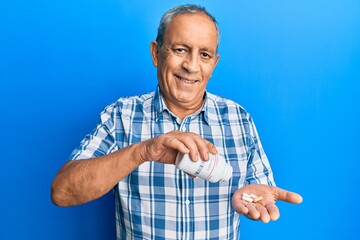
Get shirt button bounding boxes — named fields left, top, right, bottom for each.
left=185, top=200, right=190, bottom=205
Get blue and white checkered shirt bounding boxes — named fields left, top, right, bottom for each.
left=69, top=87, right=275, bottom=240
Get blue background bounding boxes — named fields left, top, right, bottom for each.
left=1, top=0, right=359, bottom=239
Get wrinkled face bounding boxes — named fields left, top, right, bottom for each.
left=151, top=13, right=219, bottom=118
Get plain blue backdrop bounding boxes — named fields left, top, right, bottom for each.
left=1, top=0, right=359, bottom=239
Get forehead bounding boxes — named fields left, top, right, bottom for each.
left=164, top=13, right=218, bottom=51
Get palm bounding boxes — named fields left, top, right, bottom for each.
left=232, top=184, right=302, bottom=223
left=239, top=185, right=276, bottom=203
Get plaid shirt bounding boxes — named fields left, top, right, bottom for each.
left=70, top=87, right=275, bottom=240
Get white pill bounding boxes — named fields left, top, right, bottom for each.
left=250, top=194, right=258, bottom=198
left=242, top=193, right=251, bottom=198
left=242, top=195, right=253, bottom=202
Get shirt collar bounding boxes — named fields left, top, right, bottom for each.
left=153, top=86, right=167, bottom=121
left=153, top=85, right=210, bottom=125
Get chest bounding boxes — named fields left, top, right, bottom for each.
left=117, top=115, right=251, bottom=192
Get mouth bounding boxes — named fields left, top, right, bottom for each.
left=175, top=74, right=199, bottom=84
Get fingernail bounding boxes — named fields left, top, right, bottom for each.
left=212, top=146, right=218, bottom=154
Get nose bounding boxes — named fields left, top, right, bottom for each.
left=182, top=52, right=200, bottom=73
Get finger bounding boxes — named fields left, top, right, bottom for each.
left=191, top=135, right=211, bottom=161
left=171, top=134, right=198, bottom=161
left=193, top=137, right=218, bottom=161
left=186, top=173, right=197, bottom=178
left=255, top=204, right=271, bottom=223
left=177, top=133, right=207, bottom=162
left=245, top=203, right=260, bottom=220
left=231, top=193, right=249, bottom=215
left=205, top=140, right=218, bottom=156
left=265, top=203, right=280, bottom=221
left=273, top=187, right=303, bottom=204
left=188, top=145, right=200, bottom=163
left=234, top=202, right=249, bottom=215
left=165, top=137, right=190, bottom=154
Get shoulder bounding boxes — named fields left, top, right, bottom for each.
left=101, top=91, right=155, bottom=118
left=206, top=92, right=251, bottom=120
left=206, top=92, right=258, bottom=137
left=115, top=91, right=154, bottom=108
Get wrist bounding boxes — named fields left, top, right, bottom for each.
left=131, top=141, right=149, bottom=165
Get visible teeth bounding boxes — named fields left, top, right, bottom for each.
left=183, top=79, right=194, bottom=83
left=178, top=75, right=196, bottom=83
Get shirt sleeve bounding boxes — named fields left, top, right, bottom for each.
left=68, top=103, right=119, bottom=161
left=245, top=117, right=276, bottom=186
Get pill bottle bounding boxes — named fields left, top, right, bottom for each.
left=175, top=153, right=233, bottom=183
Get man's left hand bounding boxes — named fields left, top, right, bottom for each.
left=232, top=184, right=303, bottom=223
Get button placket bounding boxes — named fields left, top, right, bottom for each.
left=183, top=117, right=191, bottom=132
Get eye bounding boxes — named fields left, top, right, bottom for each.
left=174, top=48, right=187, bottom=54
left=200, top=52, right=213, bottom=59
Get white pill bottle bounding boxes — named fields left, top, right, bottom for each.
left=175, top=152, right=233, bottom=183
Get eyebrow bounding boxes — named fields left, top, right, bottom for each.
left=170, top=43, right=216, bottom=54
left=200, top=47, right=216, bottom=54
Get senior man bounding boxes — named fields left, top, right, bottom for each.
left=51, top=4, right=302, bottom=239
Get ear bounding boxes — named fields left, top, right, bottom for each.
left=213, top=54, right=220, bottom=69
left=208, top=54, right=220, bottom=79
left=150, top=41, right=159, bottom=67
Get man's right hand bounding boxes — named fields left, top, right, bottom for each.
left=51, top=130, right=217, bottom=207
left=137, top=130, right=217, bottom=165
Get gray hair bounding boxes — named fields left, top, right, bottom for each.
left=156, top=4, right=220, bottom=51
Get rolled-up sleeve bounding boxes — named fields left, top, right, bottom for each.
left=68, top=103, right=119, bottom=161
left=245, top=118, right=276, bottom=186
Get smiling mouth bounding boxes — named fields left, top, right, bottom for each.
left=175, top=74, right=199, bottom=84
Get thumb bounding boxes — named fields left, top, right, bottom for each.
left=273, top=187, right=303, bottom=204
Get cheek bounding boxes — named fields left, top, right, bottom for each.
left=159, top=58, right=173, bottom=73
left=202, top=65, right=215, bottom=78
left=164, top=54, right=184, bottom=68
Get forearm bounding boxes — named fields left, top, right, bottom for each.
left=51, top=142, right=144, bottom=207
